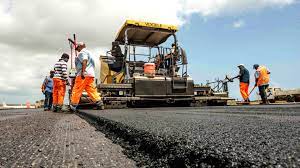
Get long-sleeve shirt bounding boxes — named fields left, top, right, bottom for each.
left=53, top=59, right=68, bottom=80
left=239, top=67, right=250, bottom=83
left=42, top=76, right=53, bottom=93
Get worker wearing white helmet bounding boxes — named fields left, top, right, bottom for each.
left=69, top=42, right=104, bottom=112
left=234, top=64, right=250, bottom=102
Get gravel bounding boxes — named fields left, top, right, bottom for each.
left=0, top=109, right=136, bottom=168
left=79, top=105, right=300, bottom=167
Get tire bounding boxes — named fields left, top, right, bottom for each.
left=287, top=95, right=295, bottom=102
left=269, top=99, right=276, bottom=103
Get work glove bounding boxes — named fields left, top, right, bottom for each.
left=81, top=72, right=86, bottom=79
left=41, top=88, right=45, bottom=94
left=66, top=80, right=70, bottom=86
left=81, top=74, right=85, bottom=79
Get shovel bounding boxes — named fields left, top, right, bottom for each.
left=244, top=86, right=256, bottom=103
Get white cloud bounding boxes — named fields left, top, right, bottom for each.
left=232, top=19, right=245, bottom=28
left=0, top=0, right=296, bottom=103
left=180, top=0, right=296, bottom=17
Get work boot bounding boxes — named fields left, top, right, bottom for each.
left=52, top=105, right=58, bottom=112
left=69, top=104, right=78, bottom=112
left=260, top=99, right=269, bottom=105
left=96, top=101, right=105, bottom=110
left=56, top=105, right=63, bottom=113
left=63, top=105, right=74, bottom=114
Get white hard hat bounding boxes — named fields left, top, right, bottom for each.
left=238, top=64, right=244, bottom=67
left=77, top=42, right=84, bottom=46
left=76, top=42, right=85, bottom=47
left=75, top=42, right=85, bottom=50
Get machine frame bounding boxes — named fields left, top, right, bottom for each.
left=98, top=20, right=194, bottom=106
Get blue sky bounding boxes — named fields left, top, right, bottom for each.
left=178, top=3, right=300, bottom=99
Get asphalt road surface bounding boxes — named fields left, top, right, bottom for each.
left=79, top=105, right=300, bottom=167
left=0, top=109, right=136, bottom=168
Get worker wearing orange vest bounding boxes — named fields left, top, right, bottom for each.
left=41, top=70, right=55, bottom=111
left=253, top=64, right=270, bottom=104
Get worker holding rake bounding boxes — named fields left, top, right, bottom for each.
left=253, top=64, right=271, bottom=104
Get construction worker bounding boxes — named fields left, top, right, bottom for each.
left=234, top=64, right=250, bottom=102
left=253, top=64, right=271, bottom=104
left=69, top=42, right=104, bottom=112
left=52, top=53, right=69, bottom=112
left=165, top=43, right=177, bottom=75
left=41, top=70, right=54, bottom=111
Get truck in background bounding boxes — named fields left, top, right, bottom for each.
left=267, top=87, right=300, bottom=103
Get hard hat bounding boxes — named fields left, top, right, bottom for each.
left=77, top=42, right=84, bottom=46
left=76, top=42, right=85, bottom=50
left=253, top=64, right=259, bottom=69
left=237, top=64, right=244, bottom=67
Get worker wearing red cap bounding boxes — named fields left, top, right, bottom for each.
left=69, top=42, right=104, bottom=112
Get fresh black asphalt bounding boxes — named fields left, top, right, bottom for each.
left=79, top=105, right=300, bottom=167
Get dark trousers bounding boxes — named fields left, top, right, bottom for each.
left=44, top=91, right=53, bottom=110
left=258, top=84, right=269, bottom=103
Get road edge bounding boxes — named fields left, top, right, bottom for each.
left=77, top=110, right=253, bottom=167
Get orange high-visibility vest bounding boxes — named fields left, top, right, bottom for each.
left=256, top=66, right=270, bottom=86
